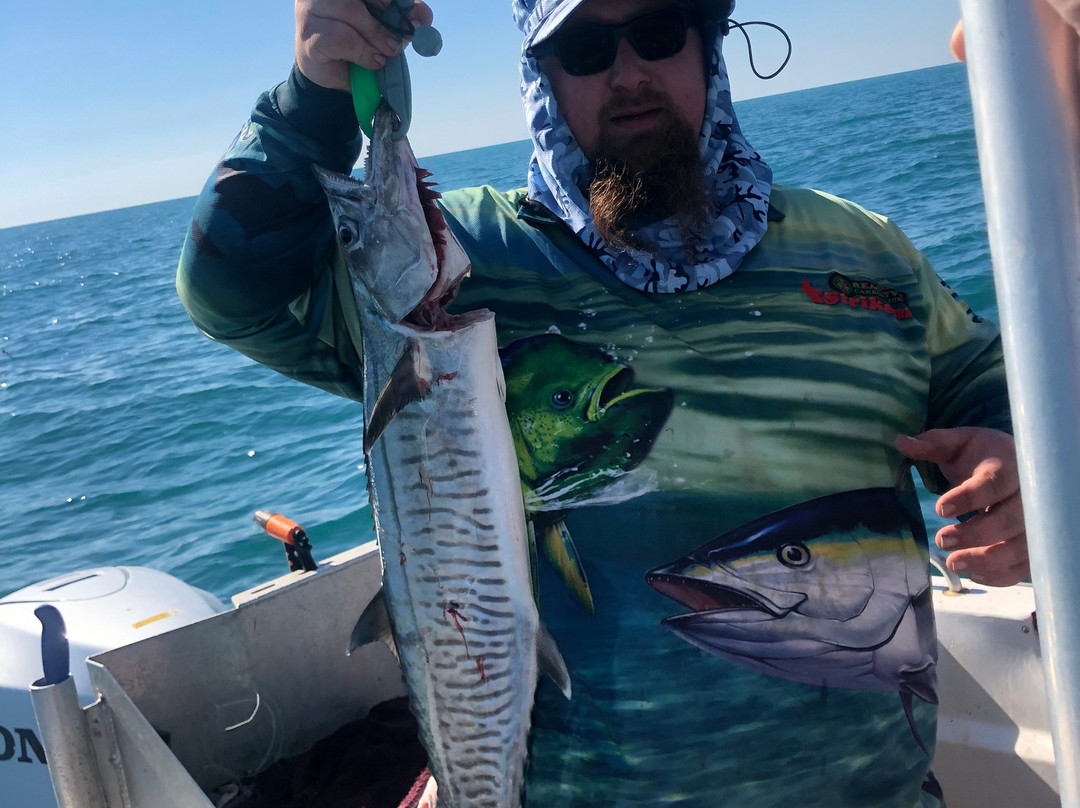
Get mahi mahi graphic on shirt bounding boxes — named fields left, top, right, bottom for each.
left=501, top=334, right=674, bottom=612
left=646, top=487, right=938, bottom=752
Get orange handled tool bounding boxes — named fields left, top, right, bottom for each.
left=254, top=511, right=318, bottom=573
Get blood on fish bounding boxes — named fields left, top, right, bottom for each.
left=476, top=657, right=487, bottom=683
left=444, top=601, right=470, bottom=657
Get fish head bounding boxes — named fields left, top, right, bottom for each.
left=314, top=164, right=378, bottom=263
left=647, top=528, right=886, bottom=622
left=314, top=104, right=470, bottom=325
left=647, top=489, right=937, bottom=702
left=647, top=488, right=927, bottom=647
left=500, top=334, right=673, bottom=500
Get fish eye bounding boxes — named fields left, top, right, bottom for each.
left=551, top=389, right=576, bottom=410
left=776, top=543, right=811, bottom=568
left=337, top=219, right=360, bottom=247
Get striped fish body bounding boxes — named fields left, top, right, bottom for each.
left=361, top=310, right=538, bottom=808
left=316, top=105, right=565, bottom=808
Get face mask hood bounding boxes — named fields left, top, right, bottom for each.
left=512, top=0, right=774, bottom=294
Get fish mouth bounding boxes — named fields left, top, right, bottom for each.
left=586, top=365, right=666, bottom=422
left=317, top=103, right=471, bottom=329
left=646, top=572, right=789, bottom=618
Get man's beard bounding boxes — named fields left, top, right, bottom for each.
left=587, top=95, right=711, bottom=252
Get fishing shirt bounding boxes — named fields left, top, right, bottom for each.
left=177, top=71, right=1011, bottom=808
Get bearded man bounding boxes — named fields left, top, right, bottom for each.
left=178, top=1, right=1028, bottom=804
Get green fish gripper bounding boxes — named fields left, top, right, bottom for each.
left=350, top=63, right=382, bottom=139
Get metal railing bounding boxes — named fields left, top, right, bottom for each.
left=958, top=0, right=1080, bottom=802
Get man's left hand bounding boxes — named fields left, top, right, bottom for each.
left=896, top=427, right=1029, bottom=587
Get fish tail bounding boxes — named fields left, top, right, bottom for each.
left=900, top=690, right=930, bottom=756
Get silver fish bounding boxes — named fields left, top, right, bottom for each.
left=315, top=104, right=570, bottom=808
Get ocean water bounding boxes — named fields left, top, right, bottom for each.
left=0, top=62, right=992, bottom=601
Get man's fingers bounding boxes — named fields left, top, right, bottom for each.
left=296, top=0, right=414, bottom=86
left=934, top=461, right=1020, bottom=519
left=896, top=428, right=1018, bottom=495
left=1044, top=0, right=1080, bottom=32
left=947, top=540, right=1030, bottom=588
left=302, top=18, right=384, bottom=72
left=408, top=1, right=434, bottom=29
left=935, top=490, right=1025, bottom=550
left=308, top=0, right=406, bottom=58
left=964, top=559, right=1030, bottom=588
left=895, top=429, right=971, bottom=464
left=894, top=429, right=972, bottom=473
left=951, top=20, right=966, bottom=62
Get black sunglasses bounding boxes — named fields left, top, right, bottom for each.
left=531, top=8, right=704, bottom=77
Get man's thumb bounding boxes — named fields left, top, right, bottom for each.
left=895, top=430, right=960, bottom=461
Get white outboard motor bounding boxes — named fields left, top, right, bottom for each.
left=0, top=567, right=226, bottom=808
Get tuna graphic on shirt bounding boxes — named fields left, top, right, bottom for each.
left=646, top=487, right=938, bottom=752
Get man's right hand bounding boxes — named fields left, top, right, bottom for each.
left=295, top=0, right=434, bottom=91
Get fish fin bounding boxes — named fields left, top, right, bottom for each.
left=537, top=620, right=572, bottom=700
left=900, top=659, right=938, bottom=705
left=899, top=690, right=930, bottom=757
left=540, top=520, right=595, bottom=615
left=920, top=770, right=945, bottom=802
left=527, top=520, right=540, bottom=608
left=347, top=588, right=399, bottom=661
left=365, top=340, right=430, bottom=453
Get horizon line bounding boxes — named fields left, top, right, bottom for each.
left=0, top=61, right=961, bottom=232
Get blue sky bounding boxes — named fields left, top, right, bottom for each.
left=0, top=0, right=961, bottom=228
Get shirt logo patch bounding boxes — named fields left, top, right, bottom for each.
left=802, top=273, right=913, bottom=321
